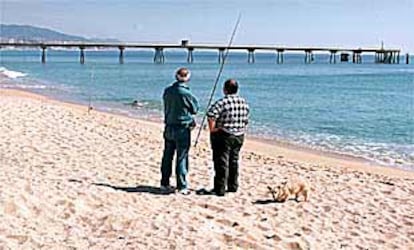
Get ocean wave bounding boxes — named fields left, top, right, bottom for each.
left=251, top=125, right=414, bottom=171
left=0, top=67, right=27, bottom=79
left=0, top=84, right=48, bottom=89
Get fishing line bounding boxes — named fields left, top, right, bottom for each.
left=88, top=64, right=95, bottom=113
left=0, top=0, right=5, bottom=65
left=193, top=13, right=241, bottom=147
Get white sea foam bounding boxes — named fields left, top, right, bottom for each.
left=0, top=84, right=48, bottom=89
left=0, top=67, right=26, bottom=78
left=252, top=125, right=414, bottom=171
left=0, top=67, right=27, bottom=79
left=302, top=135, right=414, bottom=170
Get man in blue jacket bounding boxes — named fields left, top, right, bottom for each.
left=161, top=68, right=199, bottom=195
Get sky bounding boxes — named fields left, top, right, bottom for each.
left=1, top=0, right=414, bottom=52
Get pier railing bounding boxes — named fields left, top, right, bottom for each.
left=0, top=41, right=405, bottom=65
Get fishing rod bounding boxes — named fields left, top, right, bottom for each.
left=193, top=13, right=242, bottom=147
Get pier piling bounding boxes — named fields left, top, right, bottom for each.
left=79, top=47, right=85, bottom=64
left=386, top=52, right=393, bottom=64
left=352, top=51, right=362, bottom=64
left=153, top=47, right=165, bottom=64
left=187, top=47, right=194, bottom=63
left=118, top=46, right=125, bottom=64
left=375, top=52, right=380, bottom=63
left=407, top=53, right=410, bottom=64
left=41, top=46, right=47, bottom=64
left=375, top=51, right=400, bottom=64
left=329, top=50, right=337, bottom=64
left=276, top=49, right=284, bottom=64
left=218, top=48, right=225, bottom=64
left=247, top=49, right=255, bottom=64
left=304, top=50, right=313, bottom=64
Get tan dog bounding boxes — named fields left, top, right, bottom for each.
left=267, top=180, right=310, bottom=202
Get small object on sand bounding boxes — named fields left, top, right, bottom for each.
left=68, top=179, right=82, bottom=183
left=265, top=234, right=282, bottom=241
left=378, top=180, right=395, bottom=186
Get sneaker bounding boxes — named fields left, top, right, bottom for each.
left=178, top=189, right=191, bottom=195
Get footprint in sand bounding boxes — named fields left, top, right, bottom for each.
left=3, top=201, right=18, bottom=215
left=6, top=235, right=29, bottom=244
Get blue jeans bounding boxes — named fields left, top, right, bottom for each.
left=160, top=125, right=191, bottom=190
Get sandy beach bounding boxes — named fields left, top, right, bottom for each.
left=0, top=87, right=413, bottom=249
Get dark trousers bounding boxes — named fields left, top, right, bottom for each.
left=210, top=131, right=244, bottom=195
left=160, top=125, right=191, bottom=190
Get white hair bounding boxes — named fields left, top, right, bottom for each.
left=175, top=70, right=191, bottom=82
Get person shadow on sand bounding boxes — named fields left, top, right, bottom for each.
left=91, top=182, right=175, bottom=195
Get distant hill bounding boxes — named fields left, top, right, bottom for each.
left=0, top=24, right=119, bottom=43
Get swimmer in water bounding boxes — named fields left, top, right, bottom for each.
left=125, top=100, right=142, bottom=108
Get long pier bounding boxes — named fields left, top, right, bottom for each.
left=0, top=41, right=403, bottom=65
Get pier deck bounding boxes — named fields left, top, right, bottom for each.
left=0, top=41, right=403, bottom=64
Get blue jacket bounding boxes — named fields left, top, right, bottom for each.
left=163, top=81, right=199, bottom=126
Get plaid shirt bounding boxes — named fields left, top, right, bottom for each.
left=207, top=94, right=249, bottom=136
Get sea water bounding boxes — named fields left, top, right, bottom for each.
left=1, top=50, right=413, bottom=170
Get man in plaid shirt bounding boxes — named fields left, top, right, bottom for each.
left=207, top=79, right=249, bottom=196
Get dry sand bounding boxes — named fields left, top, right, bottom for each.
left=0, top=88, right=413, bottom=249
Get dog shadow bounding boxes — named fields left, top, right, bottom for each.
left=252, top=199, right=299, bottom=205
left=91, top=182, right=174, bottom=195
left=253, top=199, right=281, bottom=205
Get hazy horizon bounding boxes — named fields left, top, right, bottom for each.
left=1, top=0, right=413, bottom=53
